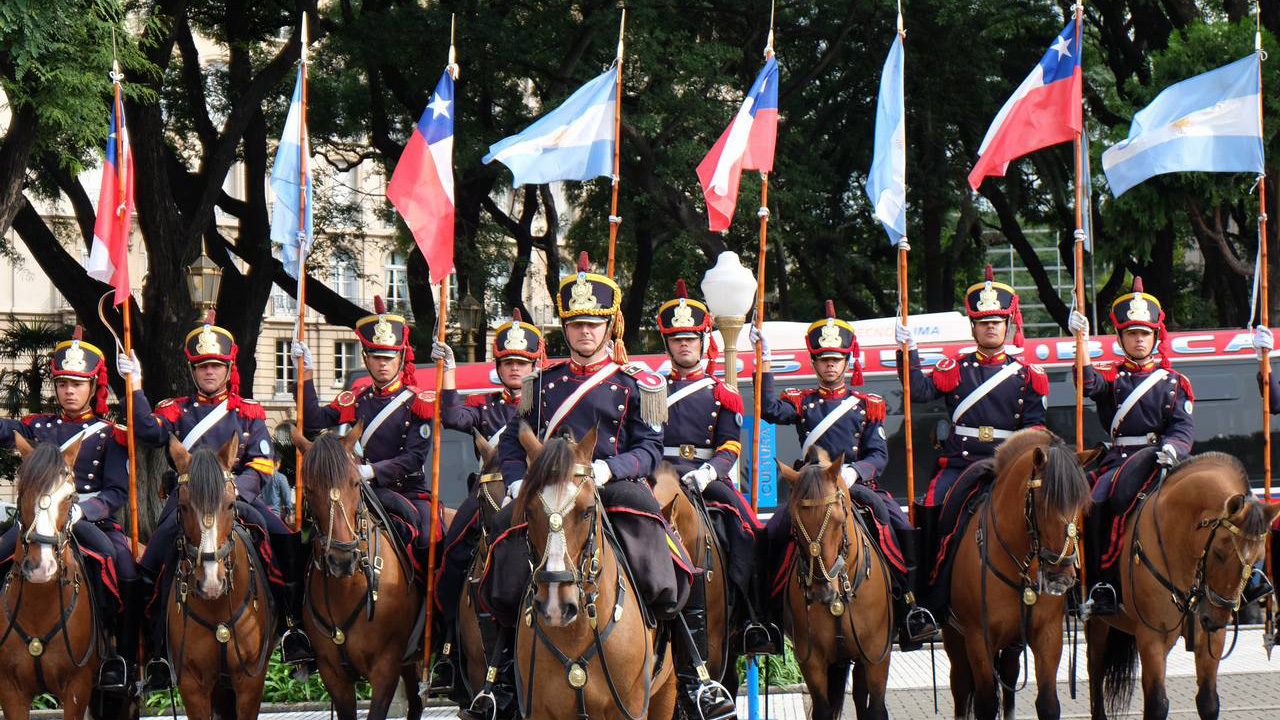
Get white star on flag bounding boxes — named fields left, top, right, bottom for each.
left=427, top=93, right=452, bottom=119
left=1050, top=34, right=1072, bottom=59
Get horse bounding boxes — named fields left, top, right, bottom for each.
left=455, top=432, right=509, bottom=702
left=161, top=432, right=276, bottom=720
left=512, top=424, right=677, bottom=720
left=0, top=438, right=104, bottom=720
left=776, top=452, right=894, bottom=720
left=293, top=423, right=425, bottom=720
left=1087, top=453, right=1280, bottom=720
left=942, top=429, right=1093, bottom=720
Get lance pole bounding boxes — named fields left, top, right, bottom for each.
left=606, top=9, right=625, bottom=277
left=292, top=15, right=311, bottom=531
left=1253, top=1, right=1274, bottom=650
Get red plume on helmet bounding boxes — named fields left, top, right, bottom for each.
left=984, top=264, right=994, bottom=282
left=675, top=279, right=688, bottom=298
left=825, top=299, right=836, bottom=318
left=513, top=307, right=523, bottom=323
left=373, top=295, right=387, bottom=314
left=578, top=251, right=590, bottom=272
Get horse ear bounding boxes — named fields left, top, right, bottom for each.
left=1223, top=494, right=1247, bottom=518
left=1075, top=446, right=1104, bottom=469
left=651, top=462, right=681, bottom=510
left=776, top=460, right=800, bottom=485
left=217, top=431, right=240, bottom=471
left=812, top=446, right=832, bottom=466
left=291, top=422, right=313, bottom=455
left=61, top=436, right=84, bottom=470
left=1263, top=500, right=1280, bottom=527
left=474, top=431, right=495, bottom=466
left=1032, top=446, right=1048, bottom=471
left=826, top=453, right=846, bottom=484
left=342, top=421, right=364, bottom=456
left=12, top=433, right=33, bottom=459
left=518, top=422, right=543, bottom=461
left=575, top=426, right=598, bottom=463
left=169, top=434, right=192, bottom=474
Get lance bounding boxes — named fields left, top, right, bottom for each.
left=293, top=15, right=310, bottom=531
left=1253, top=0, right=1275, bottom=653
left=891, top=7, right=915, bottom=520
left=1069, top=1, right=1088, bottom=598
left=606, top=9, right=625, bottom=277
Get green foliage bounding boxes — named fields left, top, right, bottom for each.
left=736, top=638, right=806, bottom=687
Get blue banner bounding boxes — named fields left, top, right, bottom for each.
left=743, top=416, right=778, bottom=509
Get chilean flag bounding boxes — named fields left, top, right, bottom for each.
left=388, top=69, right=455, bottom=283
left=86, top=83, right=135, bottom=306
left=968, top=21, right=1082, bottom=190
left=697, top=56, right=779, bottom=232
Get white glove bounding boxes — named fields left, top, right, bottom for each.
left=749, top=326, right=772, bottom=363
left=1253, top=325, right=1274, bottom=358
left=590, top=459, right=612, bottom=487
left=839, top=464, right=860, bottom=488
left=357, top=463, right=375, bottom=481
left=431, top=340, right=456, bottom=371
left=290, top=341, right=315, bottom=370
left=1068, top=310, right=1089, bottom=336
left=681, top=464, right=717, bottom=492
left=894, top=321, right=917, bottom=350
left=1155, top=443, right=1179, bottom=468
left=116, top=351, right=142, bottom=385
left=503, top=480, right=523, bottom=507
left=68, top=504, right=84, bottom=525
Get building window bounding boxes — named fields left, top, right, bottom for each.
left=334, top=340, right=361, bottom=388
left=275, top=340, right=294, bottom=395
left=385, top=252, right=409, bottom=314
left=331, top=260, right=358, bottom=302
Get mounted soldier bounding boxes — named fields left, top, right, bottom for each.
left=752, top=300, right=937, bottom=648
left=0, top=328, right=134, bottom=690
left=466, top=252, right=735, bottom=720
left=430, top=308, right=543, bottom=694
left=117, top=311, right=306, bottom=688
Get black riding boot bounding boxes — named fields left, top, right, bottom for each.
left=1081, top=512, right=1118, bottom=617
left=896, top=528, right=939, bottom=651
left=429, top=620, right=460, bottom=695
left=270, top=533, right=316, bottom=666
left=912, top=502, right=944, bottom=617
left=96, top=576, right=132, bottom=691
left=460, top=625, right=517, bottom=720
left=138, top=568, right=174, bottom=691
left=674, top=609, right=738, bottom=720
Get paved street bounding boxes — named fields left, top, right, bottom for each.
left=132, top=629, right=1280, bottom=719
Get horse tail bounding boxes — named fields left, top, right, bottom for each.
left=1100, top=628, right=1138, bottom=716
left=826, top=660, right=850, bottom=719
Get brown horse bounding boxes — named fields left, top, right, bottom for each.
left=163, top=433, right=276, bottom=720
left=1087, top=453, right=1280, bottom=720
left=512, top=424, right=677, bottom=720
left=457, top=433, right=508, bottom=701
left=943, top=429, right=1093, bottom=720
left=0, top=438, right=102, bottom=720
left=777, top=453, right=893, bottom=720
left=293, top=425, right=424, bottom=720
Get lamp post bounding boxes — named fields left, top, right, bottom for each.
left=701, top=252, right=758, bottom=391
left=456, top=292, right=484, bottom=363
left=186, top=245, right=223, bottom=313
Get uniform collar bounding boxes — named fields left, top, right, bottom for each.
left=371, top=377, right=404, bottom=396
left=974, top=349, right=1008, bottom=365
left=817, top=384, right=849, bottom=399
left=59, top=409, right=95, bottom=422
left=668, top=363, right=705, bottom=381
left=194, top=389, right=230, bottom=404
left=502, top=388, right=520, bottom=404
left=1121, top=356, right=1157, bottom=372
left=568, top=357, right=613, bottom=375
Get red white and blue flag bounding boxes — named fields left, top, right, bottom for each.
left=86, top=78, right=135, bottom=306
left=388, top=70, right=456, bottom=283
left=968, top=21, right=1082, bottom=190
left=697, top=56, right=779, bottom=232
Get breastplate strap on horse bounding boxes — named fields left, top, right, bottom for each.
left=182, top=400, right=231, bottom=450
left=800, top=395, right=862, bottom=458
left=1109, top=369, right=1169, bottom=437
left=541, top=364, right=620, bottom=441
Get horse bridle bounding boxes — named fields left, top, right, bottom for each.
left=314, top=484, right=371, bottom=565
left=529, top=468, right=597, bottom=590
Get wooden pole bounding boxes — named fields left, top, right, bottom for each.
left=1253, top=5, right=1273, bottom=643
left=894, top=14, right=915, bottom=519
left=606, top=9, right=625, bottom=278
left=423, top=285, right=449, bottom=679
left=292, top=16, right=310, bottom=531
left=1072, top=3, right=1085, bottom=455
left=751, top=172, right=769, bottom=512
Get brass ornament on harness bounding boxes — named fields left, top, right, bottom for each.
left=1022, top=587, right=1038, bottom=606
left=216, top=624, right=231, bottom=643
left=28, top=638, right=43, bottom=656
left=567, top=662, right=588, bottom=688
left=333, top=628, right=346, bottom=645
left=829, top=600, right=845, bottom=616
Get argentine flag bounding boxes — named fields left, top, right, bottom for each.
left=1102, top=55, right=1264, bottom=197
left=270, top=68, right=313, bottom=279
left=866, top=34, right=906, bottom=245
left=483, top=67, right=618, bottom=186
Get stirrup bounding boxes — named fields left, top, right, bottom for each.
left=429, top=655, right=459, bottom=695
left=1243, top=568, right=1275, bottom=606
left=143, top=657, right=174, bottom=692
left=459, top=689, right=498, bottom=720
left=281, top=627, right=315, bottom=665
left=97, top=654, right=129, bottom=692
left=741, top=620, right=779, bottom=656
left=694, top=679, right=738, bottom=720
left=904, top=605, right=939, bottom=642
left=1082, top=583, right=1118, bottom=618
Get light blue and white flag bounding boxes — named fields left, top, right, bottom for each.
left=1102, top=55, right=1264, bottom=197
left=270, top=68, right=313, bottom=279
left=866, top=34, right=906, bottom=245
left=1080, top=129, right=1093, bottom=251
left=483, top=67, right=618, bottom=186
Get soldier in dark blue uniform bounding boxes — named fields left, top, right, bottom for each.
left=118, top=311, right=305, bottom=686
left=752, top=301, right=937, bottom=647
left=656, top=280, right=775, bottom=666
left=430, top=308, right=542, bottom=693
left=1067, top=278, right=1199, bottom=615
left=0, top=328, right=134, bottom=689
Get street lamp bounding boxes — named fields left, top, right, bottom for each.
left=456, top=292, right=484, bottom=362
left=700, top=251, right=758, bottom=390
left=187, top=244, right=223, bottom=313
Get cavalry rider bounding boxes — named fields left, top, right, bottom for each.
left=117, top=312, right=308, bottom=687
left=752, top=301, right=938, bottom=648
left=292, top=296, right=437, bottom=582
left=466, top=252, right=736, bottom=720
left=0, top=328, right=134, bottom=690
left=430, top=308, right=542, bottom=694
left=656, top=280, right=774, bottom=661
left=1066, top=278, right=1198, bottom=615
left=894, top=265, right=1049, bottom=618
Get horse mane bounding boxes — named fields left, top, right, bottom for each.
left=1165, top=452, right=1248, bottom=493
left=300, top=432, right=356, bottom=493
left=186, top=448, right=228, bottom=516
left=516, top=433, right=578, bottom=520
left=997, top=428, right=1089, bottom=519
left=789, top=460, right=835, bottom=504
left=16, top=442, right=67, bottom=501
left=993, top=428, right=1052, bottom=473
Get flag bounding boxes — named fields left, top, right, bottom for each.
left=1080, top=130, right=1093, bottom=251
left=86, top=86, right=135, bottom=306
left=388, top=70, right=456, bottom=283
left=1101, top=55, right=1263, bottom=197
left=696, top=56, right=779, bottom=231
left=866, top=36, right=906, bottom=245
left=270, top=68, right=313, bottom=279
left=483, top=67, right=618, bottom=186
left=968, top=21, right=1082, bottom=190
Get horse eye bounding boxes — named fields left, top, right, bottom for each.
left=581, top=508, right=593, bottom=521
left=1212, top=549, right=1227, bottom=562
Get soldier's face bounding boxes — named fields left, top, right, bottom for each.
left=54, top=378, right=92, bottom=414
left=665, top=335, right=702, bottom=369
left=972, top=319, right=1007, bottom=350
left=812, top=357, right=847, bottom=385
left=194, top=362, right=229, bottom=395
left=497, top=359, right=534, bottom=390
left=1121, top=328, right=1155, bottom=359
left=564, top=321, right=608, bottom=360
left=364, top=353, right=402, bottom=385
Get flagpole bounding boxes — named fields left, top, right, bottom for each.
left=751, top=26, right=775, bottom=514
left=293, top=14, right=310, bottom=531
left=891, top=7, right=916, bottom=521
left=606, top=9, right=625, bottom=278
left=423, top=22, right=459, bottom=683
left=1254, top=0, right=1274, bottom=649
left=1071, top=2, right=1085, bottom=455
